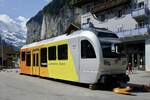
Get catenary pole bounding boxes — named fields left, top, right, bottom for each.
left=0, top=33, right=3, bottom=69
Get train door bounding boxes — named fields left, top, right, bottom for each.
left=20, top=50, right=26, bottom=74
left=79, top=39, right=97, bottom=83
left=32, top=49, right=40, bottom=76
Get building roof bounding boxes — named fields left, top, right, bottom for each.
left=65, top=23, right=80, bottom=35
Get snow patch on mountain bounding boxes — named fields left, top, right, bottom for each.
left=0, top=14, right=28, bottom=48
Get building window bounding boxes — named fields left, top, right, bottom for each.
left=21, top=51, right=25, bottom=61
left=81, top=40, right=96, bottom=59
left=138, top=2, right=144, bottom=8
left=117, top=10, right=123, bottom=18
left=26, top=52, right=31, bottom=66
left=48, top=46, right=56, bottom=60
left=138, top=20, right=145, bottom=28
left=40, top=48, right=47, bottom=67
left=86, top=5, right=90, bottom=12
left=33, top=54, right=35, bottom=66
left=87, top=18, right=91, bottom=24
left=58, top=44, right=68, bottom=60
left=100, top=14, right=106, bottom=22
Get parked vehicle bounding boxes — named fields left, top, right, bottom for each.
left=20, top=29, right=129, bottom=89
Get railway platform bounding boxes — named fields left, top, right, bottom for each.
left=128, top=70, right=150, bottom=86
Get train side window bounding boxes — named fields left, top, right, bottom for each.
left=81, top=40, right=96, bottom=58
left=33, top=54, right=35, bottom=66
left=48, top=46, right=56, bottom=60
left=40, top=48, right=47, bottom=67
left=58, top=44, right=68, bottom=60
left=26, top=52, right=31, bottom=66
left=36, top=53, right=39, bottom=66
left=21, top=51, right=25, bottom=61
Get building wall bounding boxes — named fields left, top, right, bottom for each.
left=145, top=38, right=150, bottom=71
left=80, top=0, right=150, bottom=71
left=81, top=11, right=137, bottom=33
left=81, top=0, right=150, bottom=33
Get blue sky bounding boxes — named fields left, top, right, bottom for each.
left=0, top=0, right=51, bottom=19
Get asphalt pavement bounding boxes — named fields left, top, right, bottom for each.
left=0, top=69, right=150, bottom=100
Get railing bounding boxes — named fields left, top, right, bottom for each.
left=131, top=5, right=149, bottom=19
left=91, top=0, right=130, bottom=13
left=116, top=25, right=150, bottom=38
left=72, top=0, right=92, bottom=7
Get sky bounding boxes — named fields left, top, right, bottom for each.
left=0, top=0, right=52, bottom=19
left=0, top=0, right=52, bottom=46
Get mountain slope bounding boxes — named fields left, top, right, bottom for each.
left=26, top=0, right=81, bottom=43
left=0, top=14, right=28, bottom=48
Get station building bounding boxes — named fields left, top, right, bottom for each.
left=72, top=0, right=150, bottom=71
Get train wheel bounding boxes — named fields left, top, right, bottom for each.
left=89, top=84, right=97, bottom=90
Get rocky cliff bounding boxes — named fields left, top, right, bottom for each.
left=26, top=11, right=43, bottom=44
left=26, top=0, right=81, bottom=44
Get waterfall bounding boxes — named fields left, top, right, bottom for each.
left=41, top=16, right=46, bottom=40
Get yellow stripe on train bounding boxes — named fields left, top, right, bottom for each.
left=47, top=40, right=79, bottom=82
left=20, top=39, right=79, bottom=82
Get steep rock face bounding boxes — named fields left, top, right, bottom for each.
left=26, top=11, right=43, bottom=44
left=26, top=0, right=81, bottom=44
left=41, top=4, right=80, bottom=39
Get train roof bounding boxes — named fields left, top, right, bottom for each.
left=21, top=30, right=94, bottom=49
left=21, top=29, right=120, bottom=49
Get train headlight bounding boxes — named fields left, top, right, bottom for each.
left=104, top=60, right=111, bottom=66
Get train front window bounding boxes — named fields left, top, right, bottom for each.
left=101, top=42, right=125, bottom=58
left=97, top=32, right=118, bottom=38
left=81, top=40, right=96, bottom=59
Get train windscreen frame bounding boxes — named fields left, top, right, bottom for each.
left=97, top=31, right=118, bottom=38
left=100, top=42, right=126, bottom=58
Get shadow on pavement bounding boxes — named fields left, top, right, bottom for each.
left=128, top=83, right=150, bottom=93
left=37, top=76, right=150, bottom=93
left=19, top=74, right=150, bottom=95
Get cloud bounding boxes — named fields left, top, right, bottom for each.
left=0, top=14, right=28, bottom=32
left=17, top=16, right=28, bottom=22
left=0, top=14, right=15, bottom=23
left=0, top=14, right=27, bottom=47
left=16, top=16, right=29, bottom=31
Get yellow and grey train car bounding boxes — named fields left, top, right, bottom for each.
left=20, top=30, right=129, bottom=88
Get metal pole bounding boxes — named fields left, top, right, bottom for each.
left=0, top=34, right=3, bottom=70
left=2, top=37, right=3, bottom=69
